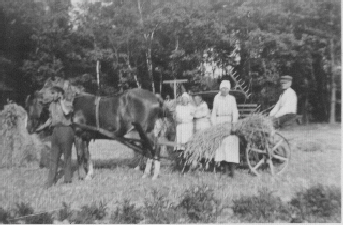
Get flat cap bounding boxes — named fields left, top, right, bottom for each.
left=280, top=75, right=293, bottom=81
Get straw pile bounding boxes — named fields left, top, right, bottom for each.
left=39, top=76, right=85, bottom=102
left=184, top=114, right=275, bottom=165
left=0, top=103, right=49, bottom=168
left=234, top=114, right=275, bottom=145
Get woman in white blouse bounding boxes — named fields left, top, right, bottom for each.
left=193, top=95, right=210, bottom=132
left=211, top=80, right=238, bottom=124
left=211, top=80, right=239, bottom=177
left=174, top=94, right=194, bottom=151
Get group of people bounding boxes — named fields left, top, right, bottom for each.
left=173, top=80, right=240, bottom=177
left=37, top=75, right=297, bottom=188
left=172, top=75, right=297, bottom=177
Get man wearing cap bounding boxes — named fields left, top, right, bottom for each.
left=211, top=80, right=239, bottom=177
left=270, top=75, right=297, bottom=128
left=36, top=86, right=74, bottom=188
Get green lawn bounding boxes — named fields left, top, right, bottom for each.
left=0, top=124, right=340, bottom=220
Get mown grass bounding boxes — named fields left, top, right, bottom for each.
left=0, top=125, right=341, bottom=223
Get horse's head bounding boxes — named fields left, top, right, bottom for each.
left=25, top=91, right=49, bottom=134
left=37, top=85, right=56, bottom=104
left=159, top=106, right=176, bottom=141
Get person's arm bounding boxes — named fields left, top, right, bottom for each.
left=36, top=105, right=52, bottom=132
left=60, top=98, right=73, bottom=115
left=270, top=97, right=281, bottom=117
left=231, top=97, right=238, bottom=122
left=211, top=96, right=218, bottom=124
left=35, top=118, right=52, bottom=132
left=274, top=90, right=297, bottom=117
left=175, top=106, right=182, bottom=123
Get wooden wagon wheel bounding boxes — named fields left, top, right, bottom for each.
left=246, top=132, right=290, bottom=176
left=267, top=132, right=291, bottom=176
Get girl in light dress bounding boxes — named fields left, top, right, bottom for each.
left=193, top=95, right=210, bottom=132
left=174, top=93, right=194, bottom=151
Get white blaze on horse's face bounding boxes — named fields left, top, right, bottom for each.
left=24, top=113, right=28, bottom=129
left=38, top=86, right=54, bottom=103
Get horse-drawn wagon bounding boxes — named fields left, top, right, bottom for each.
left=27, top=78, right=291, bottom=179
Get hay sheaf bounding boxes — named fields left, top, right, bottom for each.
left=39, top=76, right=86, bottom=102
left=0, top=103, right=49, bottom=168
left=184, top=114, right=275, bottom=164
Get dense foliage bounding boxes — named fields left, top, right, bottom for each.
left=0, top=0, right=340, bottom=121
left=0, top=184, right=340, bottom=223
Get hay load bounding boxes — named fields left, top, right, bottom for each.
left=184, top=114, right=275, bottom=165
left=0, top=103, right=49, bottom=168
left=38, top=76, right=86, bottom=103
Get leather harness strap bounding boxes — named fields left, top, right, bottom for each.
left=95, top=96, right=101, bottom=129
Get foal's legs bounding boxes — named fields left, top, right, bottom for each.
left=74, top=137, right=93, bottom=180
left=152, top=145, right=161, bottom=180
left=84, top=140, right=94, bottom=180
left=74, top=136, right=86, bottom=180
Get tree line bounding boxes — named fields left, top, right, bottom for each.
left=0, top=0, right=340, bottom=122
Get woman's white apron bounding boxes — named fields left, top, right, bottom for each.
left=213, top=116, right=240, bottom=163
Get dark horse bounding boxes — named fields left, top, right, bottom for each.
left=25, top=91, right=50, bottom=134
left=72, top=88, right=172, bottom=180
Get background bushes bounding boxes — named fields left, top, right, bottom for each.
left=0, top=184, right=340, bottom=224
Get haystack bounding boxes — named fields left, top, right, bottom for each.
left=0, top=103, right=49, bottom=168
left=184, top=114, right=275, bottom=165
left=39, top=77, right=85, bottom=102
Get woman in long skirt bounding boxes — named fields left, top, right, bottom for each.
left=174, top=94, right=194, bottom=151
left=211, top=80, right=239, bottom=177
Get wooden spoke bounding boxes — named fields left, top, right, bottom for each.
left=250, top=148, right=267, bottom=154
left=252, top=158, right=265, bottom=171
left=265, top=133, right=292, bottom=176
left=272, top=154, right=288, bottom=161
left=272, top=139, right=283, bottom=151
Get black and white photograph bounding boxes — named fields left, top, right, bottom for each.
left=0, top=0, right=341, bottom=223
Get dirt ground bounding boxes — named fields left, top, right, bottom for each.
left=0, top=124, right=341, bottom=216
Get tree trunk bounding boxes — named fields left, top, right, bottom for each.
left=138, top=0, right=155, bottom=93
left=146, top=47, right=155, bottom=93
left=96, top=59, right=100, bottom=95
left=329, top=37, right=336, bottom=124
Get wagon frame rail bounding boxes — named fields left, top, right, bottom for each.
left=72, top=117, right=291, bottom=176
left=72, top=123, right=181, bottom=161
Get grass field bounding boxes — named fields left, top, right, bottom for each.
left=0, top=124, right=341, bottom=221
